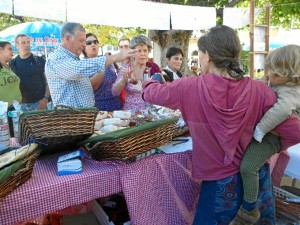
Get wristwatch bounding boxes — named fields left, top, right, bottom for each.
left=43, top=96, right=49, bottom=101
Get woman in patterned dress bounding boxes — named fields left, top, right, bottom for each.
left=112, top=35, right=161, bottom=113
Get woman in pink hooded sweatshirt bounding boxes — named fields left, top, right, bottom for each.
left=142, top=25, right=299, bottom=224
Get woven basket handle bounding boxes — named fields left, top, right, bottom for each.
left=52, top=105, right=79, bottom=113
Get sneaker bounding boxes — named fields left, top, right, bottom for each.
left=229, top=206, right=260, bottom=225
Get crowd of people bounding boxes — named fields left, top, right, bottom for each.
left=0, top=22, right=299, bottom=224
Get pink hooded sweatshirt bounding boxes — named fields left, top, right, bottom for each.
left=143, top=74, right=300, bottom=180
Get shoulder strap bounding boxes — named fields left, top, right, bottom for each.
left=176, top=71, right=183, bottom=78
left=162, top=69, right=173, bottom=82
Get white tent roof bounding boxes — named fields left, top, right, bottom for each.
left=1, top=0, right=216, bottom=30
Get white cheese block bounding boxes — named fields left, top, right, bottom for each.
left=94, top=120, right=103, bottom=130
left=103, top=118, right=122, bottom=126
left=119, top=119, right=129, bottom=127
left=96, top=111, right=108, bottom=120
left=100, top=125, right=118, bottom=133
left=112, top=110, right=132, bottom=119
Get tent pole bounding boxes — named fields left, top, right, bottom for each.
left=249, top=0, right=255, bottom=79
left=264, top=4, right=271, bottom=78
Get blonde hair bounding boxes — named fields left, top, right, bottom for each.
left=265, top=45, right=300, bottom=86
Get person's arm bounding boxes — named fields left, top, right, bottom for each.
left=44, top=84, right=50, bottom=100
left=105, top=49, right=136, bottom=69
left=37, top=58, right=50, bottom=110
left=36, top=84, right=49, bottom=110
left=112, top=67, right=129, bottom=96
left=142, top=77, right=186, bottom=110
left=254, top=87, right=297, bottom=142
left=90, top=71, right=105, bottom=91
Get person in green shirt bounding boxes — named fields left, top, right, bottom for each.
left=0, top=41, right=21, bottom=105
left=0, top=41, right=22, bottom=138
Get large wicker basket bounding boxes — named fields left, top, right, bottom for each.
left=18, top=106, right=98, bottom=154
left=0, top=146, right=40, bottom=201
left=79, top=117, right=177, bottom=161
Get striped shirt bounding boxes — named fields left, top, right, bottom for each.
left=45, top=46, right=106, bottom=108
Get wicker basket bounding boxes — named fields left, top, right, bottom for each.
left=0, top=146, right=40, bottom=201
left=273, top=186, right=300, bottom=222
left=173, top=126, right=189, bottom=138
left=18, top=106, right=98, bottom=154
left=79, top=118, right=177, bottom=161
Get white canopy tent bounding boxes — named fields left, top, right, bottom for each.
left=1, top=0, right=216, bottom=30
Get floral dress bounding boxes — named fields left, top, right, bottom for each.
left=112, top=63, right=151, bottom=113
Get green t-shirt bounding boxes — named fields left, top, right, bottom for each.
left=0, top=67, right=22, bottom=105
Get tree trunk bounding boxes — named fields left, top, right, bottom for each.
left=148, top=30, right=193, bottom=76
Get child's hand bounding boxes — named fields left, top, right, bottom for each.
left=253, top=125, right=265, bottom=142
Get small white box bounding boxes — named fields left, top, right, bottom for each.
left=57, top=150, right=83, bottom=176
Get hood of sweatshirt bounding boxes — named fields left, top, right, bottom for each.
left=199, top=74, right=256, bottom=165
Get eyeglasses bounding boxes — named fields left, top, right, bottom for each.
left=119, top=45, right=129, bottom=49
left=86, top=40, right=99, bottom=45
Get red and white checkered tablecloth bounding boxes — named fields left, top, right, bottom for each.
left=0, top=152, right=124, bottom=225
left=0, top=148, right=289, bottom=225
left=120, top=151, right=201, bottom=225
left=121, top=150, right=289, bottom=225
left=269, top=150, right=290, bottom=186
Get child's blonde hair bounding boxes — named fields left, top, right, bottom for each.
left=265, top=44, right=300, bottom=86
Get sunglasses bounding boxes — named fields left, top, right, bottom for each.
left=86, top=40, right=99, bottom=45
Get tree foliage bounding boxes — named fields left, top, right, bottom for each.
left=0, top=13, right=25, bottom=31
left=83, top=24, right=145, bottom=46
left=237, top=0, right=300, bottom=28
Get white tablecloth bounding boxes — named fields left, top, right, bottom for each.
left=284, top=143, right=300, bottom=180
left=158, top=137, right=193, bottom=154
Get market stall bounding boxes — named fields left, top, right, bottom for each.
left=0, top=147, right=293, bottom=225
left=0, top=107, right=298, bottom=225
left=0, top=150, right=198, bottom=225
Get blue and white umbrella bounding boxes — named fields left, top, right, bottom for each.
left=0, top=21, right=62, bottom=55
